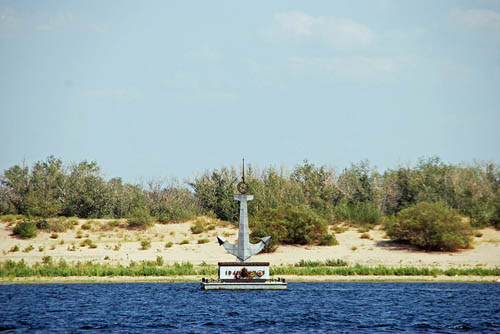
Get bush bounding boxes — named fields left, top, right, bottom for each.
left=140, top=240, right=151, bottom=250
left=0, top=214, right=24, bottom=223
left=23, top=245, right=34, bottom=253
left=127, top=208, right=155, bottom=229
left=385, top=202, right=473, bottom=251
left=50, top=233, right=59, bottom=239
left=319, top=233, right=338, bottom=246
left=197, top=238, right=209, bottom=244
left=13, top=221, right=37, bottom=239
left=190, top=221, right=205, bottom=234
left=80, top=238, right=97, bottom=248
left=250, top=205, right=330, bottom=252
left=165, top=241, right=173, bottom=248
left=81, top=223, right=91, bottom=230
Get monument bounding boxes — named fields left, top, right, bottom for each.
left=200, top=160, right=287, bottom=290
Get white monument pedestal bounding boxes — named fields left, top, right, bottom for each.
left=201, top=262, right=287, bottom=290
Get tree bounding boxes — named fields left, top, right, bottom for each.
left=189, top=168, right=239, bottom=221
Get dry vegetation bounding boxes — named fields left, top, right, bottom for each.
left=1, top=215, right=499, bottom=272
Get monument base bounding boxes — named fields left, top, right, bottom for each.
left=200, top=261, right=287, bottom=290
left=201, top=281, right=287, bottom=290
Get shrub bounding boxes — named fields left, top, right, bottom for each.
left=13, top=221, right=37, bottom=239
left=50, top=233, right=59, bottom=239
left=0, top=214, right=24, bottom=223
left=190, top=221, right=205, bottom=234
left=156, top=204, right=197, bottom=223
left=319, top=233, right=338, bottom=246
left=140, top=240, right=151, bottom=250
left=81, top=223, right=91, bottom=230
left=80, top=238, right=97, bottom=248
left=385, top=202, right=473, bottom=251
left=127, top=208, right=155, bottom=229
left=197, top=238, right=209, bottom=244
left=9, top=245, right=20, bottom=252
left=295, top=259, right=323, bottom=267
left=156, top=256, right=164, bottom=266
left=333, top=225, right=348, bottom=234
left=165, top=241, right=173, bottom=248
left=42, top=256, right=52, bottom=264
left=250, top=205, right=329, bottom=252
left=179, top=239, right=189, bottom=245
left=360, top=233, right=370, bottom=239
left=45, top=218, right=73, bottom=232
left=333, top=200, right=381, bottom=226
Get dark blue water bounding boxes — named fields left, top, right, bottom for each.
left=0, top=282, right=499, bottom=333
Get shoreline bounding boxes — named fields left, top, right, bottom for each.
left=1, top=275, right=499, bottom=284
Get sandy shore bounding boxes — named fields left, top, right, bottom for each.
left=1, top=275, right=499, bottom=284
left=1, top=218, right=500, bottom=276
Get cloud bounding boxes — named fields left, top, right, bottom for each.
left=452, top=8, right=500, bottom=38
left=0, top=6, right=104, bottom=39
left=268, top=11, right=374, bottom=49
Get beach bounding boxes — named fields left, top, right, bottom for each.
left=1, top=218, right=500, bottom=282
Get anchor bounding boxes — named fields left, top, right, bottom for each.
left=217, top=159, right=270, bottom=262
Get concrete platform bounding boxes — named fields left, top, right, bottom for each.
left=201, top=281, right=288, bottom=290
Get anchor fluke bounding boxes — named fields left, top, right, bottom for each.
left=217, top=236, right=226, bottom=246
left=260, top=236, right=271, bottom=245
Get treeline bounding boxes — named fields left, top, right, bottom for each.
left=191, top=157, right=500, bottom=228
left=0, top=156, right=200, bottom=222
left=1, top=156, right=499, bottom=231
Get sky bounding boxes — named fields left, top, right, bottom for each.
left=1, top=0, right=499, bottom=183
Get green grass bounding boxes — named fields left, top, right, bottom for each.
left=0, top=260, right=208, bottom=277
left=271, top=264, right=500, bottom=276
left=0, top=260, right=498, bottom=278
left=295, top=259, right=349, bottom=267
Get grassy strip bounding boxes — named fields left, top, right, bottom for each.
left=0, top=260, right=216, bottom=278
left=271, top=264, right=500, bottom=276
left=1, top=260, right=499, bottom=278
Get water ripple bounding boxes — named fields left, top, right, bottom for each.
left=0, top=283, right=498, bottom=333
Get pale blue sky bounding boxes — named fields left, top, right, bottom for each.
left=1, top=1, right=499, bottom=182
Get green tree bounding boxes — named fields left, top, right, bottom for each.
left=190, top=168, right=238, bottom=221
